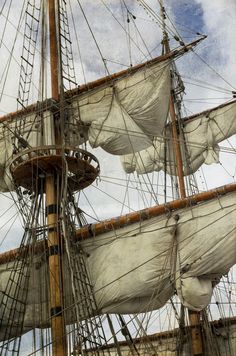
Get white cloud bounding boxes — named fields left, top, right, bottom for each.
left=195, top=0, right=236, bottom=83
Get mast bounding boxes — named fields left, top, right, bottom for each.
left=0, top=1, right=100, bottom=351
left=160, top=2, right=186, bottom=199
left=47, top=0, right=66, bottom=354
left=160, top=2, right=204, bottom=355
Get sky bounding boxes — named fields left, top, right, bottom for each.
left=0, top=1, right=236, bottom=353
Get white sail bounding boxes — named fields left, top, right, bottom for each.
left=1, top=190, right=235, bottom=340
left=0, top=59, right=170, bottom=192
left=71, top=59, right=171, bottom=155
left=121, top=100, right=236, bottom=175
left=0, top=42, right=205, bottom=192
left=2, top=90, right=234, bottom=186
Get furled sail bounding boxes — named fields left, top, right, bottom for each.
left=121, top=100, right=236, bottom=175
left=0, top=189, right=236, bottom=340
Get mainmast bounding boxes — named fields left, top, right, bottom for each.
left=160, top=2, right=204, bottom=355
left=6, top=1, right=99, bottom=353
left=47, top=0, right=66, bottom=354
left=48, top=0, right=60, bottom=101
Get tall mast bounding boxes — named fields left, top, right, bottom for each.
left=160, top=2, right=203, bottom=355
left=47, top=0, right=66, bottom=354
left=48, top=0, right=60, bottom=101
left=1, top=1, right=99, bottom=352
left=160, top=2, right=186, bottom=198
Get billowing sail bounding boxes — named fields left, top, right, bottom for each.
left=0, top=39, right=204, bottom=193
left=0, top=189, right=236, bottom=340
left=121, top=100, right=236, bottom=175
left=71, top=59, right=170, bottom=155
left=0, top=59, right=171, bottom=192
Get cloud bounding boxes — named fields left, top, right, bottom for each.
left=195, top=0, right=236, bottom=82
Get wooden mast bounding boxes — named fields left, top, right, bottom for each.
left=46, top=0, right=66, bottom=354
left=160, top=2, right=204, bottom=355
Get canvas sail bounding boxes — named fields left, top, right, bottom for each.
left=0, top=59, right=170, bottom=192
left=2, top=96, right=236, bottom=192
left=0, top=40, right=204, bottom=193
left=0, top=189, right=236, bottom=341
left=70, top=59, right=170, bottom=155
left=121, top=100, right=236, bottom=175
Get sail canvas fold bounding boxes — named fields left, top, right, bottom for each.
left=85, top=92, right=152, bottom=155
left=121, top=100, right=236, bottom=175
left=73, top=59, right=171, bottom=155
left=0, top=59, right=171, bottom=191
left=176, top=277, right=213, bottom=311
left=0, top=41, right=204, bottom=192
left=0, top=190, right=236, bottom=340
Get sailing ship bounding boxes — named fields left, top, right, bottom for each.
left=0, top=0, right=235, bottom=355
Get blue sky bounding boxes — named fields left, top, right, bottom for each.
left=171, top=1, right=204, bottom=34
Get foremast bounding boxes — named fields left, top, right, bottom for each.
left=160, top=1, right=204, bottom=355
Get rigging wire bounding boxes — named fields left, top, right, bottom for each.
left=183, top=81, right=234, bottom=96
left=0, top=0, right=13, bottom=50
left=137, top=0, right=185, bottom=46
left=100, top=0, right=155, bottom=63
left=68, top=0, right=87, bottom=84
left=192, top=50, right=236, bottom=91
left=0, top=1, right=27, bottom=104
left=122, top=0, right=153, bottom=60
left=76, top=0, right=110, bottom=75
left=182, top=75, right=234, bottom=94
left=0, top=3, right=46, bottom=108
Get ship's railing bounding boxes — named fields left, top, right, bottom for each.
left=9, top=145, right=100, bottom=191
left=10, top=145, right=99, bottom=172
